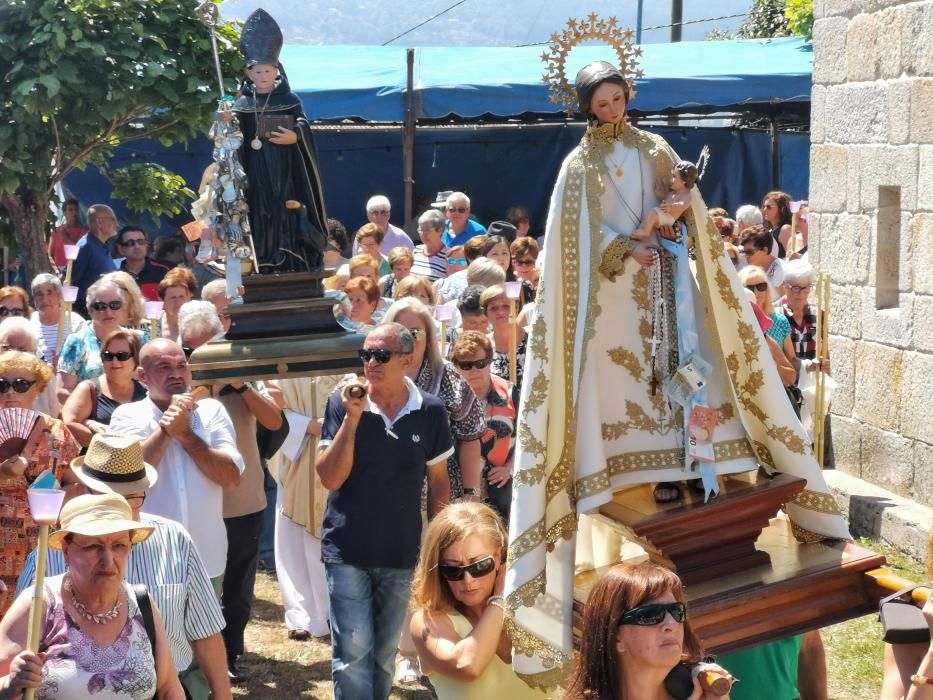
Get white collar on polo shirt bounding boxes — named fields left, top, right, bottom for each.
left=363, top=376, right=423, bottom=434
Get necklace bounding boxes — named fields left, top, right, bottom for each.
left=64, top=575, right=122, bottom=625
left=607, top=147, right=631, bottom=178
left=251, top=91, right=273, bottom=150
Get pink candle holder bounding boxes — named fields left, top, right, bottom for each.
left=26, top=488, right=65, bottom=525
left=61, top=286, right=79, bottom=304
left=435, top=303, right=454, bottom=322
left=789, top=201, right=802, bottom=214
left=144, top=300, right=164, bottom=320
left=63, top=245, right=80, bottom=262
left=504, top=281, right=523, bottom=299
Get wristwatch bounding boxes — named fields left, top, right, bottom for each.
left=463, top=487, right=482, bottom=498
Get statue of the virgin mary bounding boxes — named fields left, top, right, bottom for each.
left=503, top=56, right=851, bottom=689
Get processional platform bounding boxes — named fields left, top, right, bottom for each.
left=573, top=473, right=887, bottom=654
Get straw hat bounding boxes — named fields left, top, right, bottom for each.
left=48, top=493, right=153, bottom=550
left=71, top=433, right=158, bottom=497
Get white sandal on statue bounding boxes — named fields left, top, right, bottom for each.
left=395, top=654, right=421, bottom=685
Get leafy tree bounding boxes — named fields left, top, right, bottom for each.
left=737, top=0, right=790, bottom=39
left=785, top=0, right=814, bottom=40
left=0, top=0, right=243, bottom=279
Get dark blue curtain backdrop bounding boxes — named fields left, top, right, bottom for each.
left=65, top=125, right=809, bottom=239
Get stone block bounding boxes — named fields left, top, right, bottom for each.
left=861, top=289, right=914, bottom=348
left=853, top=341, right=902, bottom=431
left=811, top=84, right=826, bottom=144
left=823, top=213, right=871, bottom=284
left=830, top=283, right=863, bottom=338
left=813, top=18, right=850, bottom=85
left=911, top=441, right=933, bottom=509
left=878, top=7, right=904, bottom=79
left=901, top=352, right=933, bottom=444
left=828, top=335, right=857, bottom=414
left=861, top=424, right=914, bottom=497
left=919, top=146, right=933, bottom=211
left=913, top=294, right=933, bottom=353
left=903, top=3, right=933, bottom=77
left=825, top=82, right=888, bottom=144
left=910, top=80, right=933, bottom=144
left=846, top=13, right=883, bottom=82
left=813, top=0, right=827, bottom=21
left=911, top=214, right=933, bottom=295
left=859, top=145, right=918, bottom=211
left=825, top=0, right=865, bottom=18
left=846, top=146, right=861, bottom=212
left=810, top=145, right=849, bottom=212
left=887, top=80, right=910, bottom=146
left=808, top=213, right=823, bottom=268
left=829, top=413, right=862, bottom=477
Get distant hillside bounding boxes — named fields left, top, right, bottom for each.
left=219, top=0, right=751, bottom=46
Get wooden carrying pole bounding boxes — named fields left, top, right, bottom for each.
left=813, top=273, right=831, bottom=468
left=509, top=299, right=517, bottom=385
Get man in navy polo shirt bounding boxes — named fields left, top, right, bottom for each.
left=72, top=203, right=118, bottom=315
left=317, top=322, right=452, bottom=700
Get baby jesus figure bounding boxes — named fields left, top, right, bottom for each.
left=631, top=159, right=699, bottom=241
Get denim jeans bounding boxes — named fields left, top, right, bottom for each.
left=257, top=466, right=277, bottom=568
left=325, top=563, right=414, bottom=700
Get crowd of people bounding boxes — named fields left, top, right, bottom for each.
left=0, top=177, right=840, bottom=700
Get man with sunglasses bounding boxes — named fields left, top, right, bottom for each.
left=441, top=192, right=487, bottom=248
left=316, top=323, right=453, bottom=700
left=117, top=226, right=169, bottom=301
left=71, top=204, right=119, bottom=316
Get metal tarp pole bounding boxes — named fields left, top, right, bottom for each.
left=404, top=48, right=416, bottom=227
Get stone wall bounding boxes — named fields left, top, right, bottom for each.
left=810, top=0, right=933, bottom=504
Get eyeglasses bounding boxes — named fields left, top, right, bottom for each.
left=446, top=206, right=468, bottom=214
left=119, top=238, right=147, bottom=247
left=370, top=209, right=390, bottom=216
left=101, top=350, right=133, bottom=362
left=745, top=282, right=768, bottom=293
left=454, top=358, right=491, bottom=371
left=358, top=348, right=408, bottom=364
left=513, top=258, right=535, bottom=267
left=787, top=285, right=811, bottom=294
left=438, top=554, right=497, bottom=581
left=447, top=257, right=467, bottom=266
left=741, top=248, right=760, bottom=257
left=124, top=493, right=147, bottom=506
left=0, top=307, right=25, bottom=318
left=0, top=378, right=36, bottom=394
left=90, top=300, right=123, bottom=312
left=618, top=602, right=687, bottom=626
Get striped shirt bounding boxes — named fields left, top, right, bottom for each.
left=15, top=512, right=224, bottom=671
left=411, top=244, right=449, bottom=282
left=30, top=311, right=87, bottom=364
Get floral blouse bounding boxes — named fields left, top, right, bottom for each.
left=58, top=325, right=149, bottom=382
left=490, top=335, right=527, bottom=389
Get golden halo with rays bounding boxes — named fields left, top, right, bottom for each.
left=541, top=13, right=645, bottom=115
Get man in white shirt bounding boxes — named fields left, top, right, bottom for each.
left=353, top=195, right=413, bottom=255
left=110, top=338, right=244, bottom=584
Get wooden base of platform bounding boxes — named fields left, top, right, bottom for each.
left=597, top=472, right=806, bottom=584
left=573, top=517, right=886, bottom=654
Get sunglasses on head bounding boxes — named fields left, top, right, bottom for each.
left=447, top=206, right=468, bottom=214
left=455, top=358, right=490, bottom=371
left=745, top=282, right=768, bottom=293
left=438, top=554, right=497, bottom=581
left=0, top=378, right=36, bottom=395
left=618, top=601, right=687, bottom=626
left=0, top=307, right=25, bottom=317
left=101, top=350, right=133, bottom=362
left=358, top=348, right=407, bottom=364
left=90, top=300, right=123, bottom=312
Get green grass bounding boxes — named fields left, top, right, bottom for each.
left=823, top=538, right=927, bottom=699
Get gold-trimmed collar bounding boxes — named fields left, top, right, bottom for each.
left=584, top=119, right=630, bottom=144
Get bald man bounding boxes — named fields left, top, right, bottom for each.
left=71, top=203, right=118, bottom=315
left=110, top=338, right=244, bottom=583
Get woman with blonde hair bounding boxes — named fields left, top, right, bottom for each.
left=103, top=270, right=146, bottom=328
left=738, top=266, right=795, bottom=364
left=394, top=275, right=435, bottom=308
left=380, top=246, right=414, bottom=298
left=409, top=501, right=547, bottom=699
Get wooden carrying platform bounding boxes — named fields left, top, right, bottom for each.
left=574, top=472, right=887, bottom=654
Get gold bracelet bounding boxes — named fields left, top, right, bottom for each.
left=912, top=674, right=933, bottom=686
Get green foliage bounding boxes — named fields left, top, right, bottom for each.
left=737, top=0, right=790, bottom=39
left=785, top=0, right=815, bottom=40
left=0, top=0, right=243, bottom=198
left=704, top=28, right=735, bottom=41
left=110, top=163, right=196, bottom=221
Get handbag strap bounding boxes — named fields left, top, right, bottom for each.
left=880, top=582, right=933, bottom=609
left=132, top=583, right=157, bottom=660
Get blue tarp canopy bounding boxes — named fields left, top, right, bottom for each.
left=283, top=37, right=813, bottom=121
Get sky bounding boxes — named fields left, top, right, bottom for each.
left=219, top=0, right=756, bottom=46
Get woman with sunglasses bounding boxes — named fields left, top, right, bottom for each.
left=565, top=562, right=732, bottom=700
left=409, top=501, right=548, bottom=699
left=0, top=286, right=31, bottom=322
left=450, top=331, right=518, bottom=524
left=57, top=278, right=135, bottom=404
left=738, top=266, right=795, bottom=366
left=62, top=330, right=147, bottom=448
left=0, top=349, right=80, bottom=616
